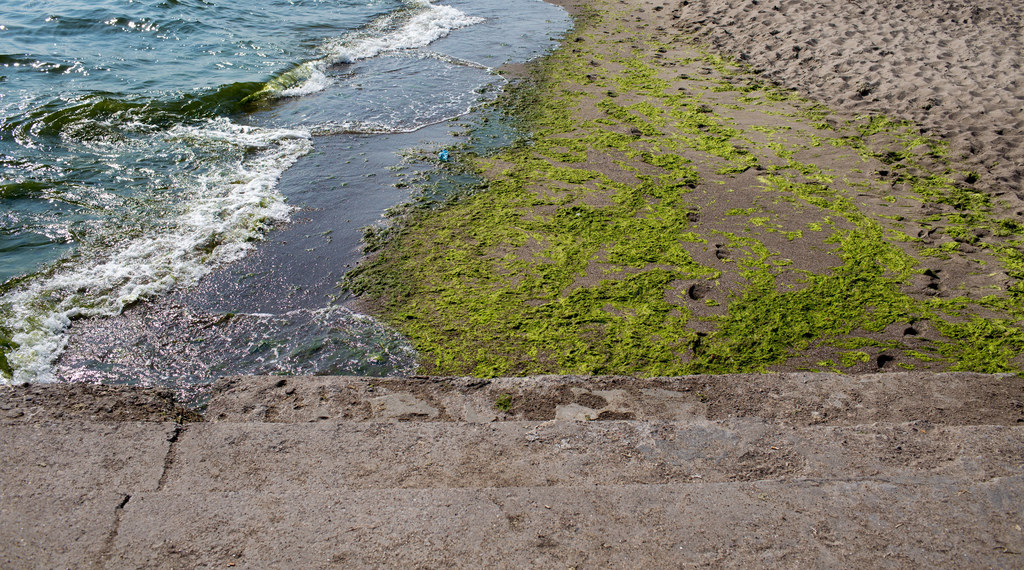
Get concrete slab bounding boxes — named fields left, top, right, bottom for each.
left=159, top=420, right=1024, bottom=493
left=0, top=492, right=129, bottom=568
left=0, top=422, right=177, bottom=493
left=203, top=372, right=1024, bottom=426
left=0, top=422, right=176, bottom=567
left=108, top=479, right=1024, bottom=568
left=1, top=374, right=1021, bottom=568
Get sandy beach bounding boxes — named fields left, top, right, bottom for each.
left=349, top=0, right=1024, bottom=376
left=675, top=0, right=1024, bottom=202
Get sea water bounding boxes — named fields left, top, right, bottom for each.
left=0, top=0, right=571, bottom=394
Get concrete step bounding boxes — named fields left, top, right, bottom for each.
left=159, top=420, right=1024, bottom=493
left=206, top=372, right=1024, bottom=426
left=3, top=416, right=1021, bottom=567
left=2, top=373, right=1023, bottom=568
left=22, top=479, right=1024, bottom=568
left=4, top=372, right=1021, bottom=427
left=7, top=419, right=1019, bottom=496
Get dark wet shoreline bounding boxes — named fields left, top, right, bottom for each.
left=54, top=121, right=469, bottom=400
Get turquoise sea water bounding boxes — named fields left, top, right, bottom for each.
left=0, top=0, right=570, bottom=389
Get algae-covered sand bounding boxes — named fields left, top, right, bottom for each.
left=346, top=0, right=1024, bottom=377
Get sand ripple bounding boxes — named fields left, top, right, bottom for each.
left=674, top=0, right=1024, bottom=195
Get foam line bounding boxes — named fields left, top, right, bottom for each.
left=1, top=119, right=312, bottom=383
left=252, top=0, right=484, bottom=101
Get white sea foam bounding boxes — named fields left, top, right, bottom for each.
left=272, top=0, right=484, bottom=98
left=280, top=68, right=333, bottom=97
left=309, top=120, right=403, bottom=135
left=1, top=118, right=312, bottom=384
left=323, top=1, right=484, bottom=64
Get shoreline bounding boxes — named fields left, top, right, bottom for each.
left=3, top=2, right=1024, bottom=563
left=3, top=0, right=573, bottom=390
left=348, top=0, right=1024, bottom=377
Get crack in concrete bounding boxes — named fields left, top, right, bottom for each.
left=96, top=493, right=132, bottom=566
left=157, top=423, right=186, bottom=492
left=92, top=423, right=184, bottom=566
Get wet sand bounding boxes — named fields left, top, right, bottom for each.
left=350, top=0, right=1024, bottom=375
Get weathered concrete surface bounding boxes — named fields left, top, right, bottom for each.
left=163, top=421, right=1024, bottom=492
left=111, top=480, right=1024, bottom=568
left=1, top=373, right=1023, bottom=568
left=0, top=383, right=201, bottom=424
left=206, top=371, right=1024, bottom=425
left=0, top=421, right=177, bottom=568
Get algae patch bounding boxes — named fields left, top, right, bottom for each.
left=0, top=331, right=16, bottom=379
left=345, top=1, right=1024, bottom=377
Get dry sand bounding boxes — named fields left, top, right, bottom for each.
left=674, top=0, right=1024, bottom=199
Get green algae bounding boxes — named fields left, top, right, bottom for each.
left=0, top=331, right=15, bottom=379
left=347, top=134, right=715, bottom=376
left=933, top=318, right=1024, bottom=373
left=344, top=3, right=1024, bottom=377
left=494, top=393, right=514, bottom=411
left=685, top=223, right=921, bottom=373
left=841, top=351, right=871, bottom=368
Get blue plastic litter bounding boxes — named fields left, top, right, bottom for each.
left=438, top=149, right=450, bottom=163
